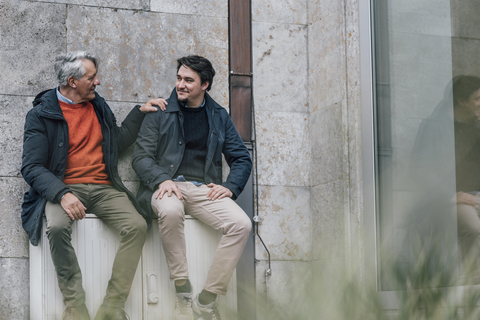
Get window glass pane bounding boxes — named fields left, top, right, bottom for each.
left=374, top=0, right=480, bottom=290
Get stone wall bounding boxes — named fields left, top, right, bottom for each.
left=251, top=0, right=363, bottom=318
left=0, top=0, right=364, bottom=318
left=308, top=0, right=364, bottom=313
left=251, top=0, right=311, bottom=318
left=0, top=0, right=228, bottom=318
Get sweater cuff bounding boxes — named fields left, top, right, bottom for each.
left=134, top=105, right=146, bottom=115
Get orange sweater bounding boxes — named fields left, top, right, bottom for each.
left=59, top=100, right=111, bottom=185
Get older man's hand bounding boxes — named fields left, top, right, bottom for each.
left=140, top=98, right=168, bottom=113
left=60, top=193, right=87, bottom=220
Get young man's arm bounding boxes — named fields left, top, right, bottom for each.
left=220, top=113, right=252, bottom=200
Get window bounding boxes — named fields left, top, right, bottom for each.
left=364, top=0, right=480, bottom=293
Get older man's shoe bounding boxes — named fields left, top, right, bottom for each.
left=62, top=304, right=90, bottom=320
left=94, top=304, right=129, bottom=320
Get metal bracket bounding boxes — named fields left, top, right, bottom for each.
left=253, top=216, right=263, bottom=223
left=146, top=274, right=159, bottom=304
left=230, top=71, right=253, bottom=76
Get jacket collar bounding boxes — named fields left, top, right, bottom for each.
left=34, top=88, right=105, bottom=118
left=165, top=88, right=224, bottom=113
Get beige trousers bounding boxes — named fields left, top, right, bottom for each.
left=151, top=181, right=252, bottom=295
left=457, top=203, right=480, bottom=281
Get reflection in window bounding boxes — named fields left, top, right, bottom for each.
left=374, top=0, right=480, bottom=290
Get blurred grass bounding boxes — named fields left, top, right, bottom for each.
left=252, top=244, right=480, bottom=320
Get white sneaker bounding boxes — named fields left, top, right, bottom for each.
left=192, top=295, right=221, bottom=320
left=175, top=291, right=194, bottom=320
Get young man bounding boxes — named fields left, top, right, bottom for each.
left=21, top=51, right=165, bottom=320
left=133, top=55, right=252, bottom=320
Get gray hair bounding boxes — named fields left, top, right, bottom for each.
left=54, top=51, right=99, bottom=86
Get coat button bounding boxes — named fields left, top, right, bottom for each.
left=179, top=141, right=182, bottom=145
left=59, top=142, right=64, bottom=147
left=170, top=164, right=174, bottom=168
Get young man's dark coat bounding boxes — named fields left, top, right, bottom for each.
left=132, top=88, right=252, bottom=217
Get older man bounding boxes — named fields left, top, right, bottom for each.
left=133, top=55, right=252, bottom=320
left=21, top=51, right=165, bottom=320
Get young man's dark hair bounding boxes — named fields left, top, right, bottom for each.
left=453, top=75, right=480, bottom=107
left=177, top=55, right=216, bottom=91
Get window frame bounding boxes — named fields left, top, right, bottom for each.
left=359, top=0, right=480, bottom=311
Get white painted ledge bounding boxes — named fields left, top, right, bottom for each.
left=30, top=214, right=237, bottom=320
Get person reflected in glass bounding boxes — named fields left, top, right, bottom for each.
left=452, top=76, right=480, bottom=282
left=408, top=75, right=480, bottom=285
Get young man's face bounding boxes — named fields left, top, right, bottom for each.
left=176, top=65, right=209, bottom=107
left=459, top=88, right=480, bottom=120
left=72, top=59, right=100, bottom=103
left=466, top=88, right=480, bottom=118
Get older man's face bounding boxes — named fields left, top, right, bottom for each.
left=73, top=59, right=100, bottom=103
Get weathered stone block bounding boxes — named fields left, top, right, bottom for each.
left=118, top=145, right=137, bottom=182
left=0, top=258, right=29, bottom=320
left=308, top=13, right=346, bottom=112
left=310, top=258, right=352, bottom=319
left=0, top=0, right=66, bottom=96
left=0, top=95, right=34, bottom=177
left=255, top=186, right=311, bottom=261
left=255, top=111, right=310, bottom=187
left=345, top=0, right=361, bottom=101
left=151, top=0, right=227, bottom=18
left=311, top=180, right=345, bottom=260
left=254, top=260, right=270, bottom=320
left=66, top=6, right=228, bottom=106
left=253, top=22, right=308, bottom=113
left=122, top=180, right=140, bottom=195
left=307, top=0, right=344, bottom=24
left=0, top=178, right=30, bottom=258
left=256, top=260, right=312, bottom=320
left=252, top=0, right=307, bottom=24
left=310, top=103, right=343, bottom=186
left=35, top=0, right=148, bottom=10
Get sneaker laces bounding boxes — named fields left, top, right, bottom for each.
left=208, top=302, right=221, bottom=320
left=176, top=294, right=193, bottom=314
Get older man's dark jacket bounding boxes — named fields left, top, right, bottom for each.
left=21, top=89, right=150, bottom=246
left=132, top=89, right=252, bottom=217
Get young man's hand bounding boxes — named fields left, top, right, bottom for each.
left=206, top=183, right=232, bottom=200
left=155, top=180, right=183, bottom=200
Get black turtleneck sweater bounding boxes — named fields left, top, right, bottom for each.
left=175, top=104, right=209, bottom=183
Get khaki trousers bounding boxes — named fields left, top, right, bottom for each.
left=45, top=184, right=147, bottom=308
left=151, top=182, right=252, bottom=295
